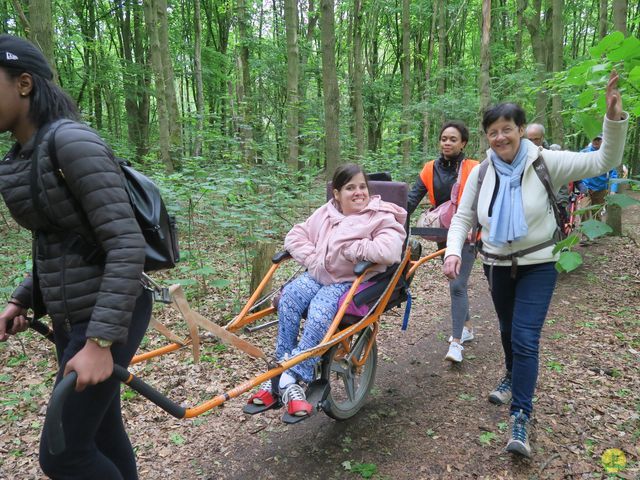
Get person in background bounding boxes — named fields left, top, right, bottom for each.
left=578, top=133, right=619, bottom=208
left=0, top=35, right=150, bottom=479
left=247, top=164, right=406, bottom=417
left=407, top=121, right=478, bottom=363
left=443, top=71, right=627, bottom=458
left=525, top=123, right=548, bottom=149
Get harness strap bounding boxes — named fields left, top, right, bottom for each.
left=479, top=238, right=556, bottom=280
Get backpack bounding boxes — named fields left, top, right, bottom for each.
left=30, top=120, right=179, bottom=272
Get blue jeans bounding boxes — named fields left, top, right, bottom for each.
left=276, top=272, right=351, bottom=383
left=39, top=290, right=152, bottom=480
left=483, top=262, right=557, bottom=417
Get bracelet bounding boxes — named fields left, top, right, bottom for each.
left=8, top=299, right=25, bottom=308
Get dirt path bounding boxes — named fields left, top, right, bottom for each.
left=137, top=235, right=639, bottom=479
left=2, top=208, right=639, bottom=479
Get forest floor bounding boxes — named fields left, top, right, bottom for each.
left=1, top=192, right=639, bottom=480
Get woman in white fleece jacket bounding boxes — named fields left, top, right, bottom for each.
left=443, top=71, right=628, bottom=458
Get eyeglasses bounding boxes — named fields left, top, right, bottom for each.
left=487, top=126, right=516, bottom=139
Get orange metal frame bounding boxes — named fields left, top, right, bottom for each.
left=126, top=246, right=446, bottom=418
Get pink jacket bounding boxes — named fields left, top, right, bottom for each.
left=284, top=195, right=407, bottom=285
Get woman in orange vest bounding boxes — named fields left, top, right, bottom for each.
left=407, top=120, right=478, bottom=363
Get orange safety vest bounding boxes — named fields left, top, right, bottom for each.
left=419, top=158, right=478, bottom=206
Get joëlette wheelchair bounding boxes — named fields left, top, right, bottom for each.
left=29, top=174, right=445, bottom=455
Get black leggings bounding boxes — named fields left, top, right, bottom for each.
left=39, top=290, right=152, bottom=480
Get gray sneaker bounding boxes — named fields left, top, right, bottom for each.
left=488, top=374, right=512, bottom=405
left=506, top=410, right=532, bottom=458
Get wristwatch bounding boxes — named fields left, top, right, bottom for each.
left=88, top=337, right=113, bottom=348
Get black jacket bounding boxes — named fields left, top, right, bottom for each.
left=407, top=152, right=465, bottom=216
left=0, top=121, right=146, bottom=343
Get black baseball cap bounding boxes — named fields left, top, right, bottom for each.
left=0, top=34, right=53, bottom=80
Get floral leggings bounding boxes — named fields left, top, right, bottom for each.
left=276, top=272, right=351, bottom=383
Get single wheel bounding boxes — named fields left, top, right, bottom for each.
left=320, top=326, right=377, bottom=420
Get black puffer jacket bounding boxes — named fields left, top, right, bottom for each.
left=0, top=120, right=145, bottom=343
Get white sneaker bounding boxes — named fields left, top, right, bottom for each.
left=461, top=327, right=474, bottom=343
left=445, top=341, right=464, bottom=363
left=448, top=327, right=475, bottom=344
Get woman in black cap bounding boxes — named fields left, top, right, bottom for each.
left=0, top=34, right=150, bottom=479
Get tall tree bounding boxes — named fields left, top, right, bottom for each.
left=28, top=0, right=57, bottom=81
left=599, top=0, right=608, bottom=39
left=479, top=0, right=491, bottom=152
left=550, top=0, right=564, bottom=144
left=613, top=0, right=627, bottom=35
left=400, top=0, right=411, bottom=166
left=284, top=0, right=299, bottom=169
left=236, top=0, right=256, bottom=163
left=352, top=0, right=365, bottom=160
left=193, top=0, right=205, bottom=157
left=320, top=0, right=340, bottom=177
left=143, top=0, right=176, bottom=171
left=421, top=0, right=437, bottom=152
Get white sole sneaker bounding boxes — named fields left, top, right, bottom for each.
left=445, top=342, right=463, bottom=363
left=449, top=327, right=474, bottom=344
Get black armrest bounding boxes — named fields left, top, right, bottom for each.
left=272, top=251, right=292, bottom=264
left=354, top=260, right=374, bottom=276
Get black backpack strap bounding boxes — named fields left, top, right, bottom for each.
left=531, top=154, right=566, bottom=240
left=469, top=159, right=490, bottom=250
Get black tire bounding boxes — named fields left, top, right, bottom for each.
left=320, top=326, right=377, bottom=420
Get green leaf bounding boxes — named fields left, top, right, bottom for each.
left=556, top=251, right=583, bottom=273
left=576, top=113, right=603, bottom=140
left=169, top=433, right=185, bottom=445
left=590, top=31, right=624, bottom=58
left=351, top=462, right=378, bottom=478
left=607, top=36, right=640, bottom=62
left=606, top=193, right=640, bottom=208
left=580, top=219, right=613, bottom=239
left=576, top=88, right=596, bottom=108
left=552, top=233, right=581, bottom=254
left=479, top=432, right=496, bottom=445
left=629, top=66, right=640, bottom=88
left=193, top=266, right=217, bottom=275
left=208, top=279, right=231, bottom=288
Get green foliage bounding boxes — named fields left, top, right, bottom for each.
left=342, top=460, right=378, bottom=479
left=479, top=431, right=496, bottom=446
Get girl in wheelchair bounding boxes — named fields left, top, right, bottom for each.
left=248, top=163, right=406, bottom=416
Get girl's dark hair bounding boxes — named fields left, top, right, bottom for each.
left=439, top=120, right=469, bottom=143
left=482, top=103, right=527, bottom=132
left=3, top=66, right=80, bottom=127
left=332, top=163, right=369, bottom=192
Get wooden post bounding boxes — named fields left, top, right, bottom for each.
left=606, top=204, right=623, bottom=236
left=250, top=242, right=278, bottom=296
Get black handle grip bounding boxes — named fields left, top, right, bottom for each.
left=45, top=372, right=78, bottom=455
left=354, top=260, right=374, bottom=276
left=6, top=317, right=55, bottom=342
left=112, top=365, right=186, bottom=419
left=272, top=250, right=291, bottom=263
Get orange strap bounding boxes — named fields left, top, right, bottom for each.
left=419, top=159, right=479, bottom=206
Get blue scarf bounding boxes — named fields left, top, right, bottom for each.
left=488, top=139, right=532, bottom=246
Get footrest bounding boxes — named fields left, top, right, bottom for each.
left=243, top=400, right=282, bottom=415
left=281, top=380, right=330, bottom=424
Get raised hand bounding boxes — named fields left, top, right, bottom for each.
left=605, top=70, right=623, bottom=121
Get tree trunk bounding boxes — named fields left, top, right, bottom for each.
left=422, top=0, right=437, bottom=152
left=550, top=0, right=564, bottom=145
left=143, top=0, right=173, bottom=171
left=352, top=0, right=365, bottom=161
left=613, top=0, right=627, bottom=35
left=524, top=0, right=548, bottom=125
left=193, top=0, right=205, bottom=157
left=236, top=0, right=256, bottom=163
left=155, top=0, right=182, bottom=167
left=320, top=0, right=340, bottom=177
left=599, top=0, right=608, bottom=39
left=515, top=0, right=526, bottom=69
left=27, top=0, right=58, bottom=82
left=400, top=0, right=411, bottom=166
left=284, top=0, right=299, bottom=169
left=436, top=0, right=446, bottom=98
left=479, top=0, right=491, bottom=152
